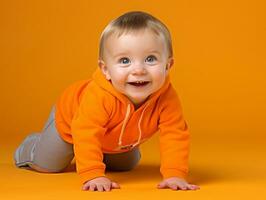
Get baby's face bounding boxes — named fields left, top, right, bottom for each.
left=99, top=29, right=173, bottom=107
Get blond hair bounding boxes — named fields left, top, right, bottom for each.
left=99, top=11, right=173, bottom=59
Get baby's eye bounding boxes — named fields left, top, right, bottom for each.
left=145, top=55, right=157, bottom=63
left=119, top=57, right=131, bottom=64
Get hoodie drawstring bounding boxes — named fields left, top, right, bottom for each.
left=118, top=103, right=149, bottom=150
left=118, top=104, right=131, bottom=146
left=136, top=103, right=149, bottom=145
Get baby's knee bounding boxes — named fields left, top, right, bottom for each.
left=117, top=155, right=140, bottom=171
left=105, top=149, right=141, bottom=171
left=29, top=163, right=65, bottom=173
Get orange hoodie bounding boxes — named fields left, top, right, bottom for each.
left=55, top=68, right=190, bottom=184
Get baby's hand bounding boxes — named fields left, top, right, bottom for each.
left=157, top=177, right=200, bottom=191
left=82, top=177, right=120, bottom=192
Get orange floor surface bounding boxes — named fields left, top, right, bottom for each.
left=1, top=136, right=266, bottom=200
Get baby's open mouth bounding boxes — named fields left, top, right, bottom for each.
left=128, top=81, right=150, bottom=87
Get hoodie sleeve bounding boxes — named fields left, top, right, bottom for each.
left=158, top=85, right=190, bottom=180
left=71, top=84, right=111, bottom=184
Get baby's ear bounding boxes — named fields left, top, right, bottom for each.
left=98, top=60, right=111, bottom=80
left=166, top=57, right=174, bottom=71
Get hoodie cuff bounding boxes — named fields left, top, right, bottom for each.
left=160, top=168, right=188, bottom=180
left=79, top=168, right=106, bottom=184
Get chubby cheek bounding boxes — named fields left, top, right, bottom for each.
left=109, top=71, right=128, bottom=89
left=151, top=69, right=166, bottom=87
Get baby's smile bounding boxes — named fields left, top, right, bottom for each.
left=127, top=80, right=150, bottom=87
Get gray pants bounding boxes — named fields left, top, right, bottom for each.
left=14, top=106, right=141, bottom=173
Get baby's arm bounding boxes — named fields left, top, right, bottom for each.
left=158, top=86, right=199, bottom=190
left=71, top=89, right=115, bottom=189
left=82, top=177, right=120, bottom=192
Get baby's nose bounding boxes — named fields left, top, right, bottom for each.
left=132, top=64, right=146, bottom=75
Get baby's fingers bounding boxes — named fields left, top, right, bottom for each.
left=177, top=183, right=200, bottom=191
left=157, top=181, right=167, bottom=189
left=82, top=183, right=90, bottom=191
left=111, top=182, right=121, bottom=189
left=89, top=184, right=96, bottom=191
left=96, top=184, right=104, bottom=192
left=102, top=184, right=111, bottom=192
left=169, top=183, right=184, bottom=190
left=187, top=184, right=200, bottom=190
left=177, top=184, right=188, bottom=190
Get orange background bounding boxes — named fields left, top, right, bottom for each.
left=1, top=0, right=266, bottom=199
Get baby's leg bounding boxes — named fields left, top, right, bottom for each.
left=14, top=106, right=74, bottom=173
left=103, top=147, right=141, bottom=171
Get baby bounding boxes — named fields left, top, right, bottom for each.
left=14, top=11, right=200, bottom=192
